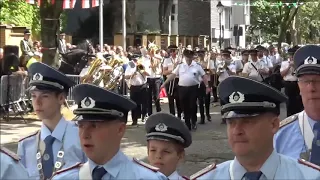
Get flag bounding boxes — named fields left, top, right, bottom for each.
left=92, top=0, right=99, bottom=7
left=26, top=0, right=35, bottom=4
left=82, top=0, right=90, bottom=8
left=63, top=0, right=76, bottom=9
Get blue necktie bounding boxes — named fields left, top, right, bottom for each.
left=92, top=166, right=107, bottom=180
left=243, top=171, right=262, bottom=180
left=310, top=122, right=320, bottom=166
left=42, top=135, right=55, bottom=179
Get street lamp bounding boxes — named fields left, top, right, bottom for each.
left=216, top=1, right=224, bottom=49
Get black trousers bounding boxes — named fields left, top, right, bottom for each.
left=130, top=85, right=147, bottom=123
left=211, top=74, right=219, bottom=102
left=179, top=85, right=198, bottom=130
left=284, top=81, right=303, bottom=117
left=147, top=78, right=162, bottom=116
left=165, top=78, right=182, bottom=118
left=197, top=82, right=210, bottom=122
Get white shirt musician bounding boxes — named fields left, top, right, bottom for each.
left=125, top=61, right=148, bottom=86
left=242, top=50, right=269, bottom=82
left=280, top=59, right=297, bottom=81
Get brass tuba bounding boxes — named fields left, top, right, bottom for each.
left=100, top=55, right=125, bottom=90
left=82, top=55, right=103, bottom=83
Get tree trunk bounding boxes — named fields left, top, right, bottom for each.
left=277, top=6, right=299, bottom=51
left=126, top=0, right=137, bottom=33
left=158, top=0, right=173, bottom=34
left=291, top=16, right=297, bottom=45
left=110, top=0, right=122, bottom=34
left=40, top=1, right=63, bottom=68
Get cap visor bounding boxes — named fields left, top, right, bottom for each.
left=26, top=84, right=63, bottom=92
left=296, top=65, right=320, bottom=76
left=222, top=111, right=260, bottom=119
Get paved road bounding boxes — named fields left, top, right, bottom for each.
left=0, top=100, right=286, bottom=176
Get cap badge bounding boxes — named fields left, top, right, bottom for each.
left=304, top=56, right=317, bottom=65
left=229, top=92, right=245, bottom=103
left=81, top=97, right=95, bottom=108
left=33, top=73, right=43, bottom=81
left=155, top=123, right=168, bottom=132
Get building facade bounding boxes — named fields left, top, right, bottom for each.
left=210, top=0, right=250, bottom=49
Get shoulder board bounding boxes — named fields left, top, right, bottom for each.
left=18, top=130, right=39, bottom=142
left=0, top=146, right=20, bottom=161
left=53, top=162, right=83, bottom=175
left=279, top=114, right=298, bottom=128
left=298, top=159, right=320, bottom=171
left=182, top=175, right=190, bottom=180
left=190, top=163, right=216, bottom=180
left=133, top=158, right=159, bottom=172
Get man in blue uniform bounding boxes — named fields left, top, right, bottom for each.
left=274, top=45, right=320, bottom=166
left=51, top=84, right=167, bottom=179
left=191, top=76, right=320, bottom=179
left=1, top=147, right=30, bottom=179
left=17, top=62, right=86, bottom=179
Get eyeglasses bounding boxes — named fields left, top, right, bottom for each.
left=298, top=79, right=320, bottom=85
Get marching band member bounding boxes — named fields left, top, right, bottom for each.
left=274, top=45, right=320, bottom=166
left=125, top=55, right=149, bottom=125
left=210, top=50, right=219, bottom=102
left=163, top=45, right=182, bottom=118
left=1, top=147, right=30, bottom=179
left=145, top=112, right=191, bottom=180
left=162, top=50, right=210, bottom=131
left=239, top=50, right=249, bottom=73
left=242, top=49, right=269, bottom=82
left=144, top=44, right=162, bottom=116
left=216, top=50, right=236, bottom=83
left=195, top=49, right=214, bottom=123
left=17, top=62, right=86, bottom=179
left=280, top=45, right=303, bottom=117
left=191, top=76, right=320, bottom=180
left=20, top=30, right=33, bottom=65
left=51, top=84, right=167, bottom=180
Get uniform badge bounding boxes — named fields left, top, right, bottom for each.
left=304, top=56, right=317, bottom=64
left=155, top=123, right=168, bottom=132
left=81, top=97, right=95, bottom=108
left=33, top=73, right=43, bottom=81
left=229, top=92, right=245, bottom=103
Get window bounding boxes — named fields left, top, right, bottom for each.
left=171, top=5, right=176, bottom=14
left=171, top=15, right=175, bottom=21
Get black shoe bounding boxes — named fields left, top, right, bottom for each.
left=131, top=121, right=138, bottom=126
left=192, top=124, right=197, bottom=130
left=207, top=115, right=211, bottom=122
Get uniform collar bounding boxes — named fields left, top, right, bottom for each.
left=306, top=112, right=318, bottom=129
left=89, top=150, right=127, bottom=178
left=168, top=171, right=180, bottom=179
left=233, top=150, right=279, bottom=180
left=40, top=117, right=67, bottom=142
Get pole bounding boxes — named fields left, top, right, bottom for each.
left=219, top=13, right=222, bottom=49
left=99, top=0, right=103, bottom=52
left=122, top=0, right=126, bottom=51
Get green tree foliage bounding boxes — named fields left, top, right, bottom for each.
left=250, top=0, right=319, bottom=46
left=296, top=2, right=320, bottom=44
left=0, top=0, right=41, bottom=39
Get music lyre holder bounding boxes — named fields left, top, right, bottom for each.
left=3, top=70, right=27, bottom=123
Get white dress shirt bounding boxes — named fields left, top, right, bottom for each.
left=280, top=60, right=297, bottom=81
left=173, top=61, right=205, bottom=86
left=124, top=61, right=147, bottom=86
left=242, top=60, right=269, bottom=82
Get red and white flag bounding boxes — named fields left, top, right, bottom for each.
left=82, top=0, right=90, bottom=8
left=63, top=0, right=76, bottom=9
left=26, top=0, right=35, bottom=4
left=92, top=0, right=99, bottom=7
